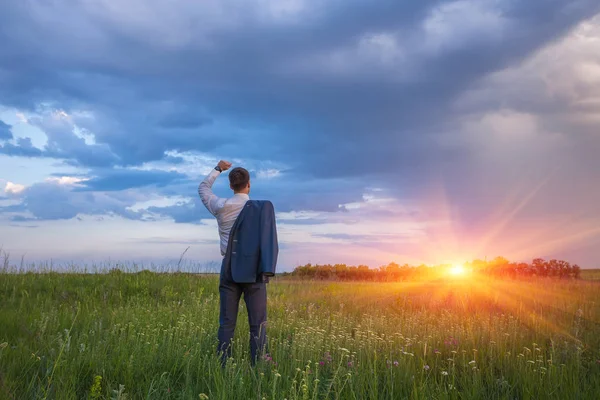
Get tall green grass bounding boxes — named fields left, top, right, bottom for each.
left=1, top=270, right=599, bottom=399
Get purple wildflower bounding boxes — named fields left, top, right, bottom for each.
left=263, top=353, right=274, bottom=363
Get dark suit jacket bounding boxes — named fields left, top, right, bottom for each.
left=222, top=200, right=278, bottom=283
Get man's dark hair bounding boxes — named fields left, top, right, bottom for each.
left=229, top=167, right=250, bottom=192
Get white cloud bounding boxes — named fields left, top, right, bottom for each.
left=256, top=168, right=281, bottom=179
left=127, top=195, right=191, bottom=212
left=134, top=150, right=218, bottom=176
left=4, top=181, right=26, bottom=195
left=45, top=176, right=89, bottom=186
left=15, top=112, right=28, bottom=123
left=277, top=210, right=323, bottom=221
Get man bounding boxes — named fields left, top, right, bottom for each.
left=198, top=160, right=278, bottom=365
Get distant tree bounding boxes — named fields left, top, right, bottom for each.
left=289, top=257, right=583, bottom=281
left=532, top=258, right=546, bottom=277
left=572, top=264, right=581, bottom=279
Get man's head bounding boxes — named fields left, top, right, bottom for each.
left=229, top=167, right=250, bottom=194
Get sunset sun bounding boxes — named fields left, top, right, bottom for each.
left=449, top=264, right=467, bottom=276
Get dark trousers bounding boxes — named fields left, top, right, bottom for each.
left=217, top=261, right=267, bottom=365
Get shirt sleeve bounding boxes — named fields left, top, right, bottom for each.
left=198, top=169, right=227, bottom=216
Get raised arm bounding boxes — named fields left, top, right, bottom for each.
left=198, top=160, right=232, bottom=216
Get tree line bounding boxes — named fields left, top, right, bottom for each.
left=285, top=257, right=582, bottom=281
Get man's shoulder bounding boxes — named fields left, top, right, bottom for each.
left=246, top=200, right=274, bottom=209
left=238, top=200, right=274, bottom=220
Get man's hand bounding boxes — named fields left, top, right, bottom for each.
left=217, top=160, right=232, bottom=172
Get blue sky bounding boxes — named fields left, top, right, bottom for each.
left=1, top=0, right=600, bottom=270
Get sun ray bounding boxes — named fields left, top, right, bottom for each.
left=473, top=167, right=559, bottom=256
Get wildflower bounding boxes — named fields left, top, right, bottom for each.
left=468, top=360, right=476, bottom=365
left=393, top=361, right=399, bottom=367
left=319, top=361, right=325, bottom=366
left=347, top=361, right=353, bottom=368
left=423, top=365, right=430, bottom=371
left=441, top=371, right=449, bottom=376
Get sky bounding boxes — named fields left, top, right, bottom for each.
left=1, top=0, right=600, bottom=271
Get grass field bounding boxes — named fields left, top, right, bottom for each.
left=1, top=271, right=599, bottom=399
left=581, top=269, right=600, bottom=280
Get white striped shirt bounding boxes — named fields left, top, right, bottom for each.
left=198, top=169, right=249, bottom=256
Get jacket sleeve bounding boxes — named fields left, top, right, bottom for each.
left=259, top=201, right=278, bottom=276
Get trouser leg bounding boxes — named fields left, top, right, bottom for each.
left=217, top=277, right=242, bottom=365
left=242, top=282, right=268, bottom=364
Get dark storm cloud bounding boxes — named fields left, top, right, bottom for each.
left=0, top=120, right=12, bottom=141
left=0, top=0, right=599, bottom=263
left=78, top=169, right=189, bottom=192
left=12, top=182, right=143, bottom=221
left=1, top=1, right=598, bottom=172
left=0, top=137, right=43, bottom=157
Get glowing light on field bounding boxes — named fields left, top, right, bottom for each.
left=449, top=264, right=467, bottom=276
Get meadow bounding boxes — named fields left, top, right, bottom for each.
left=1, top=269, right=599, bottom=399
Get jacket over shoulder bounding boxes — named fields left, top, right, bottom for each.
left=223, top=200, right=278, bottom=283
